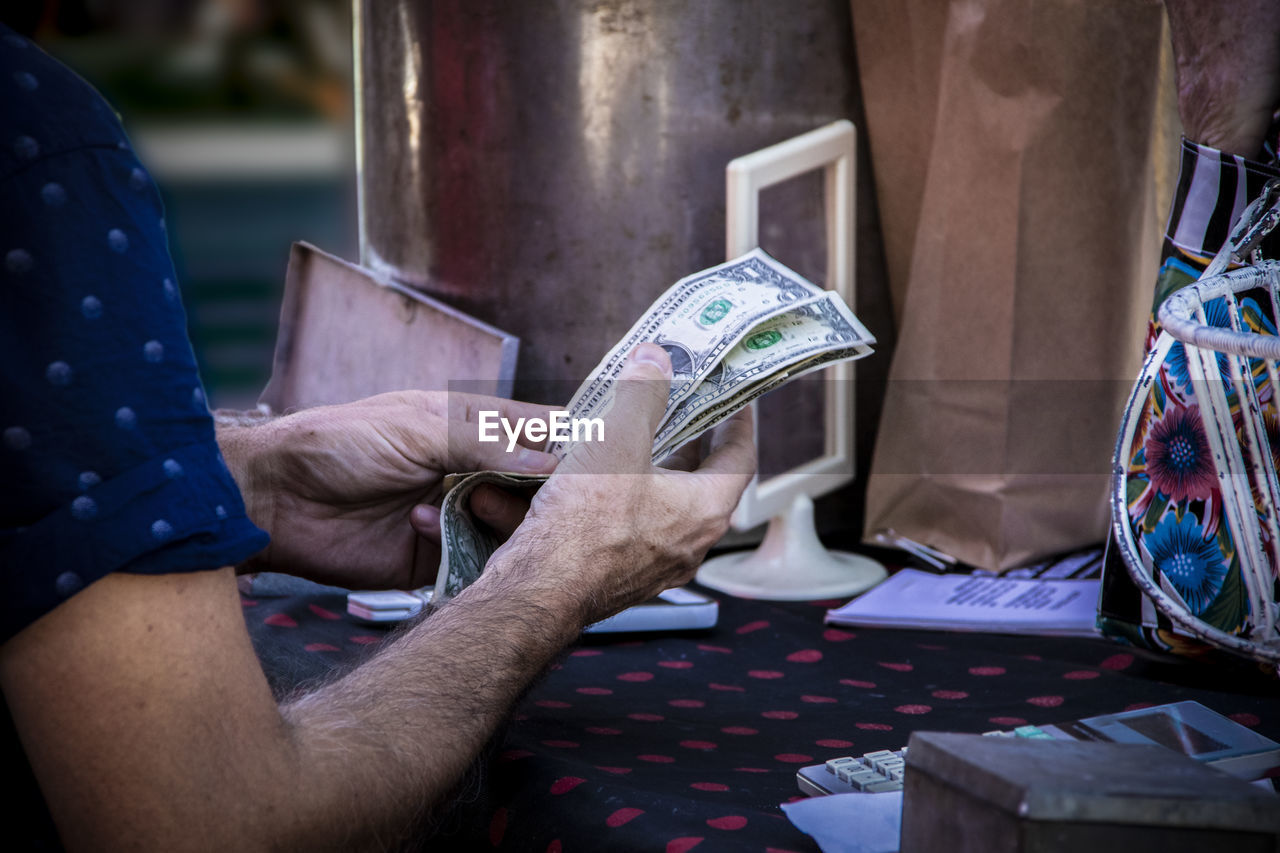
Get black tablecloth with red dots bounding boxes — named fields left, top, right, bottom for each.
left=241, top=587, right=1280, bottom=853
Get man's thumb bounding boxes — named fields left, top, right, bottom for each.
left=606, top=343, right=673, bottom=451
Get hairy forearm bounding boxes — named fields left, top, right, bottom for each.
left=213, top=411, right=280, bottom=574
left=277, top=541, right=582, bottom=847
left=1165, top=0, right=1280, bottom=157
left=213, top=409, right=275, bottom=525
left=2, top=555, right=582, bottom=853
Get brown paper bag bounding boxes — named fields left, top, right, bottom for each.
left=854, top=0, right=1175, bottom=570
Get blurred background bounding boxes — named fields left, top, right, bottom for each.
left=13, top=0, right=358, bottom=408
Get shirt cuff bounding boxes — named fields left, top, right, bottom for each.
left=0, top=440, right=269, bottom=642
left=1163, top=137, right=1280, bottom=263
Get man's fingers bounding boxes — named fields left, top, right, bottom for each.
left=359, top=391, right=559, bottom=473
left=411, top=534, right=441, bottom=588
left=694, top=407, right=757, bottom=501
left=469, top=484, right=532, bottom=539
left=584, top=344, right=673, bottom=468
left=444, top=420, right=560, bottom=476
left=657, top=436, right=703, bottom=472
left=410, top=504, right=441, bottom=542
left=449, top=393, right=560, bottom=445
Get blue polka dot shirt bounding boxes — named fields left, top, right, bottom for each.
left=0, top=25, right=268, bottom=642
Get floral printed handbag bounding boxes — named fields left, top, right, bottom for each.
left=1106, top=179, right=1280, bottom=669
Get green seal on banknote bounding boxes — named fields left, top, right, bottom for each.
left=699, top=298, right=732, bottom=325
left=744, top=329, right=782, bottom=350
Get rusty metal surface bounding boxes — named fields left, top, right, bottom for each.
left=354, top=0, right=860, bottom=403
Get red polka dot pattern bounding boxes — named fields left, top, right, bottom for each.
left=680, top=740, right=717, bottom=750
left=606, top=807, right=644, bottom=828
left=786, top=649, right=823, bottom=663
left=628, top=712, right=664, bottom=722
left=238, top=584, right=1278, bottom=851
left=550, top=776, right=585, bottom=795
left=489, top=807, right=507, bottom=846
left=618, top=671, right=654, bottom=682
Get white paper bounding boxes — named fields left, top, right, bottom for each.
left=782, top=791, right=902, bottom=853
left=826, top=569, right=1100, bottom=637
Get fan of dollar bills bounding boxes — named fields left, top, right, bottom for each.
left=436, top=248, right=876, bottom=600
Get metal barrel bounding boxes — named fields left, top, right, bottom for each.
left=354, top=0, right=860, bottom=404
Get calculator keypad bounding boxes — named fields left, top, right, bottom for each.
left=823, top=747, right=909, bottom=792
left=820, top=727, right=1036, bottom=792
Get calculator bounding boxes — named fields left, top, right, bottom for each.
left=796, top=700, right=1280, bottom=796
left=348, top=585, right=718, bottom=633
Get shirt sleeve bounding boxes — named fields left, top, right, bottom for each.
left=1161, top=137, right=1280, bottom=266
left=1144, top=138, right=1280, bottom=348
left=0, top=28, right=268, bottom=643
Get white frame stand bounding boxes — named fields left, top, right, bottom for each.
left=696, top=120, right=887, bottom=601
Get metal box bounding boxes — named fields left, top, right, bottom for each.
left=901, top=731, right=1280, bottom=853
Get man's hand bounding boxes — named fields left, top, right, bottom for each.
left=1166, top=0, right=1280, bottom=158
left=477, top=344, right=756, bottom=626
left=218, top=391, right=558, bottom=589
left=2, top=347, right=754, bottom=851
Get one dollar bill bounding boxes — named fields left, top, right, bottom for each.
left=435, top=248, right=875, bottom=601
